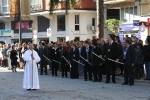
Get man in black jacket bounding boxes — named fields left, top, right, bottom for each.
left=39, top=42, right=48, bottom=75
left=50, top=42, right=60, bottom=76
left=117, top=39, right=136, bottom=86
left=105, top=34, right=118, bottom=83
left=81, top=41, right=93, bottom=81
left=91, top=41, right=102, bottom=82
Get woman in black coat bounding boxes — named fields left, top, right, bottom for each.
left=69, top=43, right=79, bottom=79
left=10, top=45, right=18, bottom=72
left=60, top=46, right=69, bottom=78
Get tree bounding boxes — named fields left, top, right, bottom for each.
left=98, top=0, right=104, bottom=38
left=49, top=0, right=81, bottom=15
left=106, top=19, right=123, bottom=35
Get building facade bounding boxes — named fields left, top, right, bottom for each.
left=104, top=0, right=150, bottom=41
left=0, top=0, right=98, bottom=44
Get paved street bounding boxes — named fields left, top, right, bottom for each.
left=0, top=67, right=150, bottom=100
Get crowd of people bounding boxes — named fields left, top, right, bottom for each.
left=0, top=34, right=150, bottom=87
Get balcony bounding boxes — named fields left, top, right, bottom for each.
left=140, top=0, right=150, bottom=4
left=104, top=0, right=135, bottom=5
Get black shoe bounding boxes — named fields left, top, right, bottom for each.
left=122, top=83, right=128, bottom=85
left=32, top=89, right=37, bottom=90
left=45, top=73, right=48, bottom=75
left=27, top=89, right=31, bottom=91
left=93, top=80, right=98, bottom=82
left=84, top=79, right=87, bottom=81
left=144, top=78, right=148, bottom=80
left=129, top=84, right=134, bottom=86
left=55, top=75, right=58, bottom=76
left=112, top=81, right=116, bottom=83
left=105, top=81, right=109, bottom=83
left=40, top=74, right=43, bottom=75
left=89, top=79, right=93, bottom=81
left=98, top=80, right=102, bottom=82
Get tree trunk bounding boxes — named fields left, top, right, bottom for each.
left=98, top=0, right=104, bottom=38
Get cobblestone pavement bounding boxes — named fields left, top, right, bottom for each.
left=0, top=67, right=150, bottom=100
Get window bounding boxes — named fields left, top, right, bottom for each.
left=92, top=18, right=95, bottom=27
left=0, top=22, right=5, bottom=29
left=130, top=7, right=134, bottom=17
left=38, top=16, right=50, bottom=32
left=2, top=0, right=10, bottom=13
left=75, top=15, right=79, bottom=31
left=57, top=15, right=65, bottom=31
left=134, top=6, right=137, bottom=16
left=11, top=21, right=32, bottom=33
left=74, top=37, right=80, bottom=41
left=30, top=0, right=42, bottom=12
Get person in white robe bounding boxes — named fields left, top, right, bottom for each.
left=23, top=44, right=41, bottom=90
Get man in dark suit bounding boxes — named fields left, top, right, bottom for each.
left=39, top=42, right=48, bottom=75
left=50, top=42, right=60, bottom=76
left=117, top=39, right=136, bottom=86
left=91, top=41, right=102, bottom=82
left=81, top=41, right=93, bottom=81
left=105, top=34, right=118, bottom=83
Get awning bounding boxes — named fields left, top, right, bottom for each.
left=120, top=23, right=138, bottom=31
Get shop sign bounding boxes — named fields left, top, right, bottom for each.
left=133, top=20, right=140, bottom=26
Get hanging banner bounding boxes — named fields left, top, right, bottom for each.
left=10, top=0, right=20, bottom=21
left=119, top=32, right=123, bottom=43
left=137, top=31, right=141, bottom=40
left=20, top=0, right=30, bottom=20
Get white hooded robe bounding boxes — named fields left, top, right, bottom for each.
left=23, top=49, right=40, bottom=89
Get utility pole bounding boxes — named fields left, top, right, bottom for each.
left=19, top=0, right=22, bottom=43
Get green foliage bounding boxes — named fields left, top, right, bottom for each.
left=49, top=0, right=81, bottom=15
left=106, top=19, right=123, bottom=35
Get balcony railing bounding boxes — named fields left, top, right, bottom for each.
left=140, top=0, right=150, bottom=4
left=104, top=0, right=135, bottom=4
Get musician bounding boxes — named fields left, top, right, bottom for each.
left=105, top=34, right=118, bottom=83
left=39, top=42, right=48, bottom=75
left=60, top=46, right=68, bottom=78
left=50, top=42, right=60, bottom=76
left=91, top=41, right=102, bottom=82
left=81, top=41, right=93, bottom=81
left=69, top=43, right=79, bottom=79
left=116, top=39, right=136, bottom=86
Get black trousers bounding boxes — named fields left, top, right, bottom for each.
left=84, top=62, right=92, bottom=80
left=106, top=61, right=116, bottom=82
left=93, top=65, right=102, bottom=81
left=52, top=62, right=58, bottom=76
left=40, top=60, right=47, bottom=74
left=135, top=64, right=142, bottom=79
left=61, top=62, right=68, bottom=77
left=2, top=59, right=8, bottom=67
left=70, top=62, right=79, bottom=79
left=124, top=64, right=134, bottom=84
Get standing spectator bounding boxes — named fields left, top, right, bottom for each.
left=10, top=45, right=18, bottom=72
left=78, top=41, right=84, bottom=75
left=47, top=43, right=52, bottom=70
left=117, top=39, right=136, bottom=86
left=0, top=43, right=3, bottom=67
left=142, top=36, right=150, bottom=80
left=7, top=44, right=12, bottom=70
left=39, top=42, right=48, bottom=75
left=69, top=43, right=79, bottom=79
left=105, top=34, right=118, bottom=83
left=50, top=42, right=60, bottom=76
left=2, top=45, right=8, bottom=68
left=135, top=43, right=143, bottom=79
left=60, top=46, right=68, bottom=78
left=100, top=38, right=106, bottom=75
